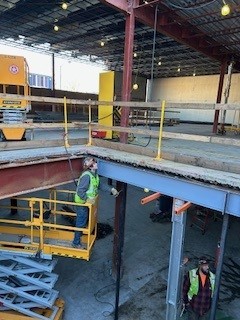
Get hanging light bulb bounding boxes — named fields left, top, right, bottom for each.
left=221, top=1, right=230, bottom=16
left=158, top=61, right=162, bottom=66
left=177, top=66, right=181, bottom=72
left=54, top=25, right=59, bottom=31
left=193, top=72, right=196, bottom=76
left=133, top=83, right=139, bottom=90
left=133, top=52, right=137, bottom=58
left=100, top=41, right=105, bottom=47
left=62, top=2, right=68, bottom=10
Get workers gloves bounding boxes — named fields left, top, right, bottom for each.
left=86, top=198, right=96, bottom=205
left=86, top=188, right=119, bottom=206
left=111, top=188, right=119, bottom=197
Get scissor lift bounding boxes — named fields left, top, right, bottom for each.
left=0, top=189, right=98, bottom=319
left=0, top=54, right=31, bottom=141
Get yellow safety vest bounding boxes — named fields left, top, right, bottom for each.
left=75, top=171, right=99, bottom=203
left=188, top=268, right=215, bottom=300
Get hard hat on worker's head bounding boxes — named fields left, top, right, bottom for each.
left=198, top=256, right=209, bottom=266
left=83, top=157, right=96, bottom=170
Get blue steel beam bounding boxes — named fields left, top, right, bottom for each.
left=98, top=160, right=240, bottom=217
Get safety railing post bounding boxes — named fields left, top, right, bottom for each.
left=29, top=200, right=34, bottom=244
left=39, top=199, right=44, bottom=250
left=63, top=96, right=70, bottom=148
left=88, top=103, right=92, bottom=146
left=53, top=189, right=57, bottom=227
left=156, top=100, right=166, bottom=160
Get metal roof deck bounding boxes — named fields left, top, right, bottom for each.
left=0, top=0, right=239, bottom=78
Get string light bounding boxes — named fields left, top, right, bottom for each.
left=100, top=41, right=105, bottom=47
left=177, top=66, right=181, bottom=72
left=158, top=61, right=162, bottom=66
left=221, top=1, right=230, bottom=16
left=54, top=25, right=59, bottom=31
left=133, top=52, right=137, bottom=58
left=61, top=2, right=68, bottom=10
left=133, top=83, right=139, bottom=90
left=193, top=72, right=196, bottom=76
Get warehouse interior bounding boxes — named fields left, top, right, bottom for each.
left=0, top=1, right=240, bottom=320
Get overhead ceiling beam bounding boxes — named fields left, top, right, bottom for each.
left=101, top=0, right=240, bottom=71
left=100, top=0, right=128, bottom=13
left=134, top=5, right=227, bottom=62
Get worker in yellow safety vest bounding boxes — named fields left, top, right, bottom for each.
left=72, top=157, right=119, bottom=249
left=182, top=256, right=215, bottom=320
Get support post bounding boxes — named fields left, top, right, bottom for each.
left=120, top=1, right=135, bottom=143
left=10, top=198, right=17, bottom=215
left=209, top=194, right=229, bottom=320
left=166, top=198, right=187, bottom=320
left=87, top=104, right=92, bottom=146
left=52, top=53, right=56, bottom=112
left=156, top=100, right=165, bottom=160
left=212, top=60, right=227, bottom=133
left=113, top=2, right=134, bottom=314
left=113, top=181, right=127, bottom=320
left=219, top=62, right=234, bottom=134
left=63, top=96, right=70, bottom=148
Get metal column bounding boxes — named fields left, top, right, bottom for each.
left=218, top=61, right=234, bottom=134
left=113, top=181, right=127, bottom=320
left=52, top=53, right=55, bottom=94
left=166, top=198, right=187, bottom=320
left=120, top=0, right=135, bottom=143
left=210, top=195, right=229, bottom=320
left=212, top=60, right=227, bottom=133
left=113, top=2, right=134, bottom=316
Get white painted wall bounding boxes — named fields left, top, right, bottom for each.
left=152, top=73, right=240, bottom=123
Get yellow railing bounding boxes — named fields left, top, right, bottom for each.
left=0, top=190, right=98, bottom=260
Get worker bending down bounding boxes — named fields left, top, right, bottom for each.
left=182, top=257, right=215, bottom=320
left=72, top=157, right=119, bottom=249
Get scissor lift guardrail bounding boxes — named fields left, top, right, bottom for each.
left=0, top=189, right=98, bottom=260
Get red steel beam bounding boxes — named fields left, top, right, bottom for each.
left=0, top=158, right=82, bottom=200
left=99, top=0, right=128, bottom=13
left=134, top=5, right=228, bottom=61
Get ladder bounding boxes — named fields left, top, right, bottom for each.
left=190, top=207, right=213, bottom=235
left=0, top=254, right=60, bottom=320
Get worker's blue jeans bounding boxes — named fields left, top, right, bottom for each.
left=72, top=205, right=88, bottom=246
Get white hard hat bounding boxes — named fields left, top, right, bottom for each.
left=83, top=157, right=96, bottom=169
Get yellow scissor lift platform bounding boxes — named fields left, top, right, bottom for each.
left=0, top=189, right=98, bottom=261
left=0, top=190, right=97, bottom=319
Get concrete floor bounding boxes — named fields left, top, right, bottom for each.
left=49, top=181, right=240, bottom=320
left=1, top=183, right=240, bottom=319
left=1, top=123, right=240, bottom=319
